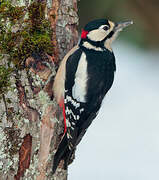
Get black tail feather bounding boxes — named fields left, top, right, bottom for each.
left=52, top=133, right=68, bottom=174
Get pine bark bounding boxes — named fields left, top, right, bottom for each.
left=0, top=0, right=78, bottom=179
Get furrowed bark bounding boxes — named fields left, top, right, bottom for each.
left=0, top=0, right=78, bottom=180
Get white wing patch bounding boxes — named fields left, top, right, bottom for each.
left=65, top=95, right=80, bottom=108
left=72, top=53, right=88, bottom=103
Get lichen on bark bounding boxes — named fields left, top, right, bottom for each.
left=0, top=0, right=78, bottom=179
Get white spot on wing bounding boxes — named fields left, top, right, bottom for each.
left=72, top=53, right=88, bottom=102
left=65, top=106, right=79, bottom=122
left=67, top=133, right=72, bottom=139
left=65, top=95, right=80, bottom=108
left=80, top=108, right=84, bottom=113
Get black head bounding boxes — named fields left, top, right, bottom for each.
left=80, top=19, right=133, bottom=50
left=84, top=19, right=109, bottom=32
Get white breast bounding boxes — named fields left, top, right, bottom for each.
left=72, top=53, right=88, bottom=103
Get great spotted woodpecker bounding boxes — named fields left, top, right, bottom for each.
left=53, top=19, right=133, bottom=173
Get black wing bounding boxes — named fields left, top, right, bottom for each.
left=76, top=48, right=116, bottom=144
left=52, top=48, right=116, bottom=173
left=65, top=48, right=116, bottom=155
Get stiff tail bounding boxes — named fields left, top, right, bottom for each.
left=52, top=133, right=68, bottom=174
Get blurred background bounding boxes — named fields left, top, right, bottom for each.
left=78, top=0, right=159, bottom=49
left=69, top=0, right=159, bottom=179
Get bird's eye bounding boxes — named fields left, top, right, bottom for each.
left=103, top=25, right=109, bottom=31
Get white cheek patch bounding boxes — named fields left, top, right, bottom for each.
left=87, top=29, right=107, bottom=41
left=72, top=53, right=88, bottom=103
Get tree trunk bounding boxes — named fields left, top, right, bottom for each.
left=0, top=0, right=78, bottom=179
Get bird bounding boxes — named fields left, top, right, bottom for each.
left=53, top=18, right=133, bottom=174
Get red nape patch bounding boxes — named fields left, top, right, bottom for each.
left=59, top=99, right=67, bottom=134
left=81, top=29, right=88, bottom=39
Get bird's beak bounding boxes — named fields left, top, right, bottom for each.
left=114, top=20, right=133, bottom=32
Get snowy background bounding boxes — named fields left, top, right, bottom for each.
left=69, top=42, right=159, bottom=180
